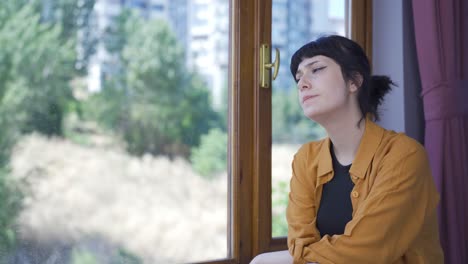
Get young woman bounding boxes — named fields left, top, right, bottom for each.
left=251, top=35, right=443, bottom=264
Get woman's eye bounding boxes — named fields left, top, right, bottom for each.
left=312, top=66, right=326, bottom=73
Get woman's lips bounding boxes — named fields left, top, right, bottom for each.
left=302, top=95, right=318, bottom=103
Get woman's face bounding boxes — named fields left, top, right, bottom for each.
left=295, top=55, right=357, bottom=122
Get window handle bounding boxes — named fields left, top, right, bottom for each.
left=259, top=44, right=280, bottom=88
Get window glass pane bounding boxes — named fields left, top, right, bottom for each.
left=271, top=0, right=347, bottom=237
left=0, top=0, right=229, bottom=262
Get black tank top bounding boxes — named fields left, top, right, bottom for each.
left=316, top=145, right=354, bottom=237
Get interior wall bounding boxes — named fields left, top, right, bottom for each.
left=372, top=0, right=425, bottom=143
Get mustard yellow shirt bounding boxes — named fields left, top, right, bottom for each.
left=287, top=118, right=444, bottom=264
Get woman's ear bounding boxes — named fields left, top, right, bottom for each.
left=349, top=73, right=363, bottom=93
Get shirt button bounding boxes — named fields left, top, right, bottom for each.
left=352, top=191, right=359, bottom=198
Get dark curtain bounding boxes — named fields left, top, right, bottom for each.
left=412, top=0, right=468, bottom=263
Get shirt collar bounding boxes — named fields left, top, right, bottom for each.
left=349, top=118, right=384, bottom=179
left=316, top=117, right=384, bottom=180
left=317, top=137, right=333, bottom=177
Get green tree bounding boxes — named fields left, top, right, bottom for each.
left=191, top=128, right=228, bottom=178
left=0, top=0, right=94, bottom=254
left=42, top=0, right=97, bottom=73
left=103, top=9, right=135, bottom=56
left=0, top=3, right=75, bottom=136
left=0, top=0, right=36, bottom=22
left=0, top=103, right=21, bottom=255
left=90, top=14, right=220, bottom=157
left=0, top=4, right=25, bottom=251
left=1, top=0, right=96, bottom=73
left=216, top=78, right=229, bottom=133
left=0, top=168, right=22, bottom=256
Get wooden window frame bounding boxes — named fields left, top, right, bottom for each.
left=251, top=0, right=373, bottom=258
left=192, top=0, right=372, bottom=263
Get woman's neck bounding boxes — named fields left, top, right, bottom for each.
left=322, top=113, right=365, bottom=166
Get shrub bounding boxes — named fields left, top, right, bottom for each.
left=272, top=180, right=289, bottom=237
left=190, top=128, right=228, bottom=179
left=0, top=168, right=23, bottom=255
left=71, top=249, right=98, bottom=264
left=0, top=86, right=22, bottom=256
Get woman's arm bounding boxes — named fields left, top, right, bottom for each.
left=287, top=149, right=321, bottom=264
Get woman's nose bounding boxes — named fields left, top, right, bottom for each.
left=298, top=78, right=310, bottom=90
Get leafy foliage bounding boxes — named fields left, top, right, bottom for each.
left=272, top=180, right=289, bottom=237
left=0, top=3, right=75, bottom=136
left=87, top=13, right=220, bottom=157
left=0, top=103, right=21, bottom=256
left=71, top=249, right=99, bottom=264
left=0, top=114, right=14, bottom=169
left=112, top=248, right=142, bottom=264
left=191, top=128, right=228, bottom=178
left=0, top=0, right=85, bottom=253
left=71, top=246, right=142, bottom=264
left=0, top=168, right=22, bottom=255
left=43, top=0, right=97, bottom=73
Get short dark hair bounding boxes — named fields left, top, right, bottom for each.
left=290, top=35, right=395, bottom=122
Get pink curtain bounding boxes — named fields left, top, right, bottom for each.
left=412, top=0, right=468, bottom=263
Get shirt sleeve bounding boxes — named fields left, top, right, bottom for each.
left=294, top=146, right=440, bottom=264
left=287, top=149, right=321, bottom=264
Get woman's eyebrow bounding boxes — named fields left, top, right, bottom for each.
left=297, top=60, right=320, bottom=75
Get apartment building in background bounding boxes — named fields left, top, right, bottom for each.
left=86, top=0, right=344, bottom=105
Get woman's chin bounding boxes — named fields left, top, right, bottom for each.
left=304, top=112, right=334, bottom=128
left=302, top=109, right=324, bottom=121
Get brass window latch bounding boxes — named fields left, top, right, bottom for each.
left=259, top=44, right=280, bottom=88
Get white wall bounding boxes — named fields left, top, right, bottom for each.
left=373, top=0, right=424, bottom=143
